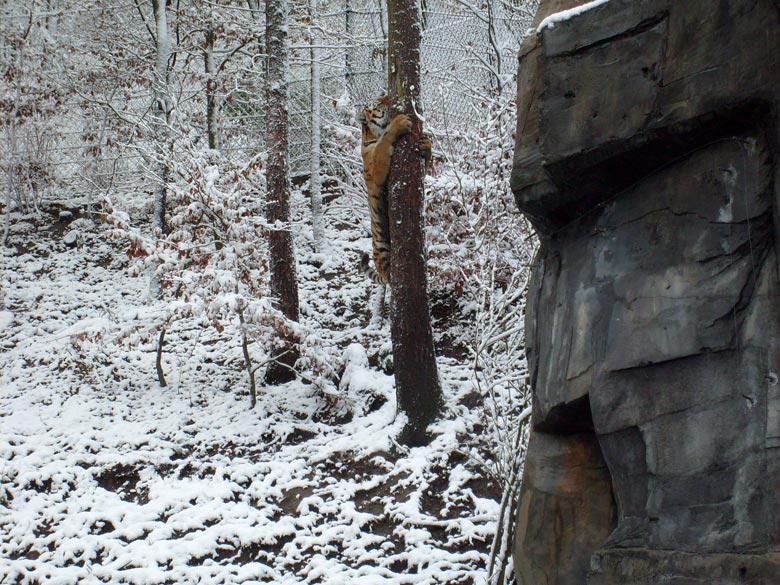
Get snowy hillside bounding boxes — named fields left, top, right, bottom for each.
left=0, top=174, right=530, bottom=584
left=1, top=1, right=536, bottom=581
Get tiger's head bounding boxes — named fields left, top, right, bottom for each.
left=357, top=96, right=390, bottom=142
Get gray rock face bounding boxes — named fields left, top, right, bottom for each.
left=512, top=0, right=780, bottom=583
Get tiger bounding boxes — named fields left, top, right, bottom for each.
left=357, top=95, right=433, bottom=285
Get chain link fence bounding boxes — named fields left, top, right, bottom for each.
left=1, top=0, right=535, bottom=208
left=288, top=0, right=535, bottom=170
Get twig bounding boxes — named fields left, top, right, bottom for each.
left=237, top=307, right=257, bottom=408
left=156, top=323, right=168, bottom=387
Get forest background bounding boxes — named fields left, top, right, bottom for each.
left=1, top=0, right=538, bottom=583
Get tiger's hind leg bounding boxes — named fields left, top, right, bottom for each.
left=420, top=135, right=433, bottom=175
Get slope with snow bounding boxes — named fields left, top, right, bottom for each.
left=0, top=200, right=514, bottom=585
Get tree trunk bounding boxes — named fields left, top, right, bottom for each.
left=151, top=0, right=173, bottom=236
left=309, top=11, right=325, bottom=252
left=387, top=0, right=442, bottom=446
left=264, top=0, right=300, bottom=384
left=344, top=0, right=352, bottom=89
left=205, top=22, right=220, bottom=151
left=149, top=0, right=175, bottom=299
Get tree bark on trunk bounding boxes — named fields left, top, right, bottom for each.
left=387, top=0, right=442, bottom=446
left=151, top=0, right=173, bottom=236
left=264, top=0, right=300, bottom=384
left=149, top=0, right=175, bottom=299
left=205, top=22, right=220, bottom=152
left=309, top=9, right=325, bottom=252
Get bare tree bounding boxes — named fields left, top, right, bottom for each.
left=264, top=0, right=301, bottom=384
left=387, top=0, right=442, bottom=446
left=309, top=0, right=325, bottom=252
left=150, top=0, right=175, bottom=236
left=204, top=17, right=220, bottom=152
left=1, top=3, right=60, bottom=246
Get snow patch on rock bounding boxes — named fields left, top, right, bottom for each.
left=537, top=0, right=612, bottom=32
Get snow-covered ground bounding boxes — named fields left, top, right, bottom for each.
left=0, top=203, right=508, bottom=584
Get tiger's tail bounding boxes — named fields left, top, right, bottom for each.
left=361, top=253, right=388, bottom=285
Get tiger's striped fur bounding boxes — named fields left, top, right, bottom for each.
left=361, top=252, right=385, bottom=285
left=357, top=96, right=433, bottom=285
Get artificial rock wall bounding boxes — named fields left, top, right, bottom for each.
left=511, top=0, right=780, bottom=583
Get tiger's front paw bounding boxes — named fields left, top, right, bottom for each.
left=388, top=114, right=412, bottom=137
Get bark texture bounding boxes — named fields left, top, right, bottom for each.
left=264, top=0, right=300, bottom=385
left=151, top=0, right=173, bottom=236
left=205, top=23, right=220, bottom=152
left=512, top=0, right=780, bottom=583
left=309, top=19, right=324, bottom=252
left=387, top=0, right=442, bottom=446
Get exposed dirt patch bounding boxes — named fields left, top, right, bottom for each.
left=94, top=463, right=148, bottom=504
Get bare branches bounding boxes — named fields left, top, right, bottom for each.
left=134, top=0, right=156, bottom=43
